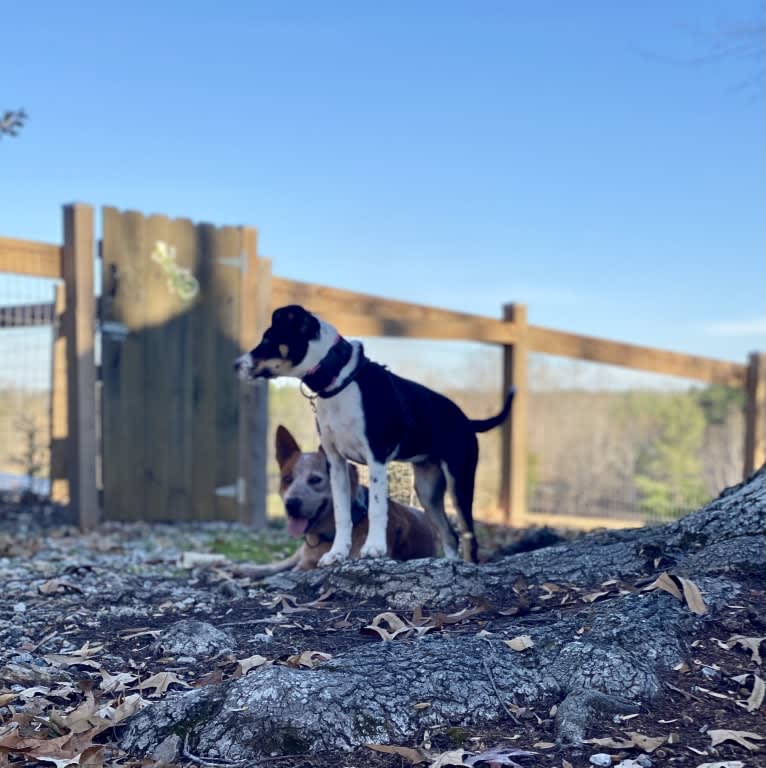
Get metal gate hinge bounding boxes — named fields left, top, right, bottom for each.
left=215, top=478, right=246, bottom=505
left=216, top=252, right=247, bottom=273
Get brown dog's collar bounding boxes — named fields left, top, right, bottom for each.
left=305, top=487, right=370, bottom=545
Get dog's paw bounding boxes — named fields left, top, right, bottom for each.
left=318, top=549, right=348, bottom=567
left=360, top=541, right=387, bottom=559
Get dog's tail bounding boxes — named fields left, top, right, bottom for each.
left=471, top=387, right=515, bottom=433
left=230, top=549, right=302, bottom=579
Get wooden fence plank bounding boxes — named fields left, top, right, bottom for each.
left=499, top=303, right=528, bottom=526
left=141, top=214, right=173, bottom=521
left=212, top=225, right=244, bottom=522
left=190, top=224, right=218, bottom=520
left=61, top=204, right=98, bottom=530
left=164, top=218, right=196, bottom=519
left=527, top=325, right=746, bottom=386
left=744, top=352, right=766, bottom=477
left=239, top=227, right=270, bottom=528
left=239, top=227, right=271, bottom=530
left=101, top=208, right=148, bottom=521
left=49, top=283, right=68, bottom=503
left=0, top=237, right=62, bottom=278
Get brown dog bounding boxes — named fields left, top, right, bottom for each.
left=236, top=425, right=438, bottom=577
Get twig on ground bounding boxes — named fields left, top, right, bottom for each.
left=481, top=643, right=521, bottom=725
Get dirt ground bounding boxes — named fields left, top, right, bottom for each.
left=0, top=499, right=763, bottom=768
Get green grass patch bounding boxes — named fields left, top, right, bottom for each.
left=209, top=527, right=300, bottom=564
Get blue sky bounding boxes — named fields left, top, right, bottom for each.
left=1, top=0, right=764, bottom=378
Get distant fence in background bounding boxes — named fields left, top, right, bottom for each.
left=0, top=202, right=763, bottom=532
left=0, top=272, right=59, bottom=499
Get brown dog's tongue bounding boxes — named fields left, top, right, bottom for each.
left=287, top=517, right=309, bottom=537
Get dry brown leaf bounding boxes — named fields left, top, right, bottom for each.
left=110, top=693, right=146, bottom=724
left=626, top=731, right=666, bottom=752
left=747, top=674, right=765, bottom=712
left=413, top=702, right=431, bottom=710
left=98, top=670, right=137, bottom=693
left=38, top=578, right=83, bottom=595
left=581, top=591, right=609, bottom=603
left=0, top=693, right=18, bottom=706
left=504, top=635, right=534, bottom=652
left=49, top=691, right=105, bottom=735
left=531, top=741, right=555, bottom=749
left=236, top=654, right=269, bottom=676
left=365, top=743, right=427, bottom=764
left=708, top=729, right=765, bottom=751
left=562, top=761, right=574, bottom=768
left=585, top=736, right=634, bottom=749
left=0, top=723, right=95, bottom=762
left=725, top=635, right=764, bottom=665
left=677, top=577, right=708, bottom=615
left=643, top=572, right=683, bottom=601
left=138, top=671, right=191, bottom=697
left=733, top=673, right=766, bottom=712
left=285, top=651, right=332, bottom=669
left=364, top=612, right=415, bottom=641
left=464, top=746, right=538, bottom=765
left=45, top=642, right=103, bottom=669
left=430, top=749, right=468, bottom=767
left=78, top=745, right=104, bottom=767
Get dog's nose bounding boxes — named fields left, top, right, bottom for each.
left=285, top=498, right=302, bottom=517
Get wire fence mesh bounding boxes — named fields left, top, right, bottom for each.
left=0, top=273, right=58, bottom=499
left=526, top=354, right=744, bottom=525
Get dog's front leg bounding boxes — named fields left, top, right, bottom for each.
left=318, top=448, right=353, bottom=567
left=361, top=459, right=389, bottom=558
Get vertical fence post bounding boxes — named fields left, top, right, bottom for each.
left=49, top=282, right=68, bottom=502
left=499, top=303, right=528, bottom=526
left=239, top=226, right=272, bottom=529
left=743, top=351, right=766, bottom=478
left=62, top=203, right=98, bottom=530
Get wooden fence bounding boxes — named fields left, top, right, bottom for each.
left=0, top=202, right=763, bottom=530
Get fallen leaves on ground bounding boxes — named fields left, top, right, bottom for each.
left=137, top=671, right=191, bottom=697
left=504, top=635, right=534, bottom=652
left=723, top=635, right=764, bottom=665
left=285, top=650, right=332, bottom=669
left=643, top=572, right=707, bottom=615
left=707, top=728, right=765, bottom=751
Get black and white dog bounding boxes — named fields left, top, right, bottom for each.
left=235, top=305, right=514, bottom=564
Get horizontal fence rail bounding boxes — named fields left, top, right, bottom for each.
left=273, top=276, right=747, bottom=385
left=0, top=237, right=62, bottom=279
left=271, top=278, right=520, bottom=344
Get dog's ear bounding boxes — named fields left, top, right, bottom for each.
left=272, top=305, right=319, bottom=340
left=275, top=425, right=301, bottom=467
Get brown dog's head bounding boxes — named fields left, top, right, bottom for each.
left=235, top=305, right=321, bottom=381
left=275, top=425, right=358, bottom=538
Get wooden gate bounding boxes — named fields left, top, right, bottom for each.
left=100, top=207, right=269, bottom=523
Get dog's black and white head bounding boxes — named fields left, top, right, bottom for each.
left=234, top=304, right=331, bottom=381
